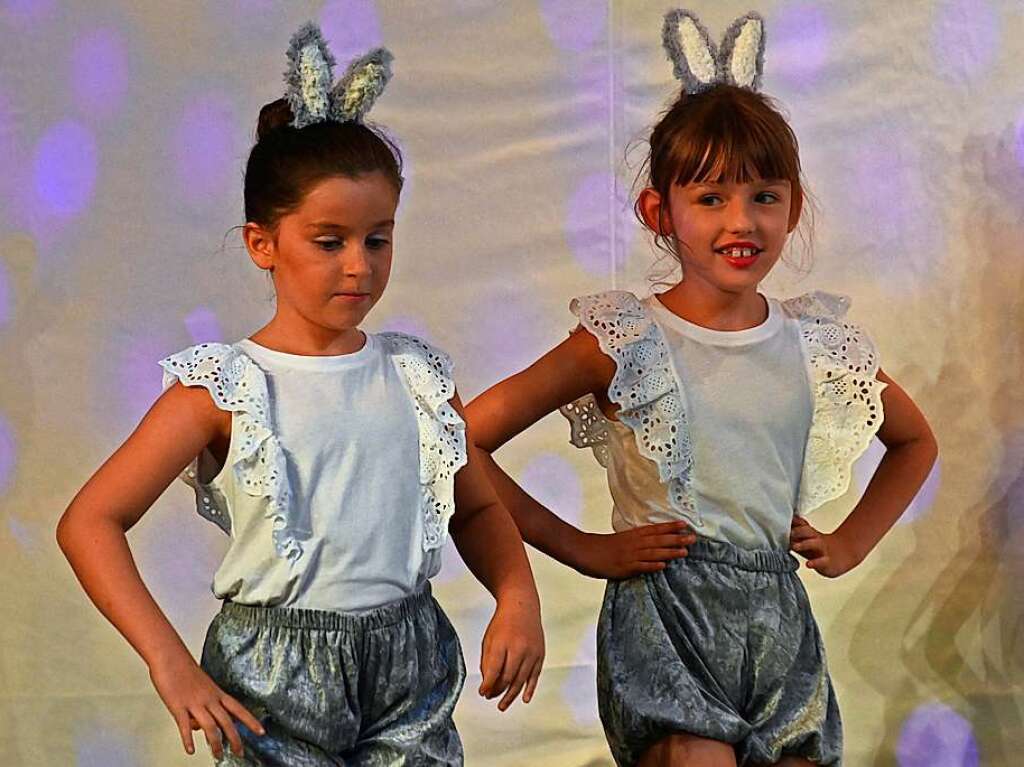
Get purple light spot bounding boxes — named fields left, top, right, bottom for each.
left=7, top=516, right=34, bottom=550
left=0, top=89, right=18, bottom=225
left=566, top=172, right=634, bottom=277
left=70, top=27, right=130, bottom=120
left=116, top=337, right=170, bottom=425
left=0, top=414, right=15, bottom=495
left=434, top=536, right=470, bottom=585
left=562, top=624, right=600, bottom=725
left=932, top=0, right=1000, bottom=81
left=1015, top=111, right=1024, bottom=171
left=568, top=53, right=626, bottom=133
left=377, top=314, right=431, bottom=341
left=171, top=93, right=239, bottom=208
left=838, top=126, right=943, bottom=283
left=184, top=306, right=224, bottom=345
left=0, top=258, right=10, bottom=327
left=466, top=285, right=549, bottom=389
left=897, top=703, right=980, bottom=767
left=76, top=731, right=141, bottom=767
left=32, top=120, right=98, bottom=219
left=769, top=3, right=833, bottom=88
left=539, top=0, right=606, bottom=53
left=2, top=0, right=57, bottom=23
left=319, top=0, right=382, bottom=63
left=519, top=453, right=583, bottom=527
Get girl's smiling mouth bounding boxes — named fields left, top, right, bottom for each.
left=715, top=241, right=762, bottom=268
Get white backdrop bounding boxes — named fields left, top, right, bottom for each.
left=1, top=1, right=1023, bottom=765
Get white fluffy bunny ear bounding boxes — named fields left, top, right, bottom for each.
left=329, top=48, right=394, bottom=123
left=719, top=13, right=765, bottom=90
left=284, top=23, right=338, bottom=128
left=662, top=9, right=720, bottom=93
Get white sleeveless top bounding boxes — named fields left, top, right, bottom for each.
left=561, top=290, right=885, bottom=551
left=159, top=332, right=467, bottom=612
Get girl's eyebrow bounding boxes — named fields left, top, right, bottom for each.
left=306, top=219, right=395, bottom=230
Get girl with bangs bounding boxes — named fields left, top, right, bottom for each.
left=465, top=10, right=936, bottom=767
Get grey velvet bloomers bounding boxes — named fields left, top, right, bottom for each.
left=597, top=538, right=843, bottom=766
left=203, top=584, right=465, bottom=766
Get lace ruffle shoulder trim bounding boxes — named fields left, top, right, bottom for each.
left=781, top=291, right=887, bottom=515
left=378, top=332, right=468, bottom=550
left=160, top=343, right=302, bottom=562
left=559, top=291, right=697, bottom=518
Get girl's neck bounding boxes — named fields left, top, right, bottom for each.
left=656, top=281, right=767, bottom=331
left=249, top=315, right=366, bottom=357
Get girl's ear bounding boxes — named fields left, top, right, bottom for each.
left=243, top=222, right=276, bottom=272
left=638, top=188, right=674, bottom=236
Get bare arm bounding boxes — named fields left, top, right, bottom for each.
left=791, top=369, right=939, bottom=576
left=466, top=329, right=694, bottom=578
left=447, top=394, right=544, bottom=711
left=56, top=383, right=263, bottom=758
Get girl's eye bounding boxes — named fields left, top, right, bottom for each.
left=366, top=236, right=391, bottom=250
left=314, top=238, right=343, bottom=251
left=698, top=195, right=722, bottom=206
left=755, top=191, right=780, bottom=204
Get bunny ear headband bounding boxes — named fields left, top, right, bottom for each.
left=284, top=22, right=393, bottom=128
left=662, top=9, right=765, bottom=94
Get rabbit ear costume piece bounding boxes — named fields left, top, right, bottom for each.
left=330, top=48, right=394, bottom=122
left=284, top=22, right=394, bottom=128
left=662, top=10, right=765, bottom=94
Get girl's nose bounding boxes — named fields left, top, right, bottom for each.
left=725, top=199, right=755, bottom=233
left=342, top=245, right=372, bottom=276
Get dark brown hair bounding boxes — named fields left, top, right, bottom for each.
left=244, top=99, right=403, bottom=230
left=635, top=84, right=812, bottom=268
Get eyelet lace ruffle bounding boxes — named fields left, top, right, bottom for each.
left=781, top=291, right=887, bottom=515
left=559, top=291, right=697, bottom=518
left=379, top=332, right=468, bottom=551
left=160, top=344, right=303, bottom=562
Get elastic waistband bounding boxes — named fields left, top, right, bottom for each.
left=684, top=538, right=798, bottom=573
left=220, top=583, right=434, bottom=631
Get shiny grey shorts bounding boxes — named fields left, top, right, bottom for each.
left=597, top=538, right=842, bottom=766
left=201, top=584, right=465, bottom=766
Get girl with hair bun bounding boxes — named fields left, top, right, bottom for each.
left=57, top=22, right=544, bottom=766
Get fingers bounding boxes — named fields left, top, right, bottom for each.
left=638, top=533, right=697, bottom=549
left=637, top=521, right=692, bottom=536
left=209, top=703, right=244, bottom=757
left=789, top=525, right=817, bottom=543
left=190, top=707, right=225, bottom=760
left=478, top=642, right=506, bottom=698
left=495, top=654, right=527, bottom=711
left=222, top=695, right=266, bottom=738
left=638, top=547, right=690, bottom=562
left=806, top=555, right=829, bottom=572
left=791, top=539, right=824, bottom=558
left=173, top=710, right=196, bottom=756
left=523, top=657, right=542, bottom=704
left=631, top=561, right=668, bottom=573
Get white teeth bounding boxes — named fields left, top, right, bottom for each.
left=720, top=247, right=757, bottom=257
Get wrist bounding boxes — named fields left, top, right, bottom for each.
left=831, top=527, right=868, bottom=568
left=143, top=639, right=195, bottom=674
left=563, top=528, right=595, bottom=574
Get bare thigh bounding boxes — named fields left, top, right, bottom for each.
left=637, top=733, right=737, bottom=767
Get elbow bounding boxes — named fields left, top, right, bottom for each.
left=55, top=508, right=75, bottom=555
